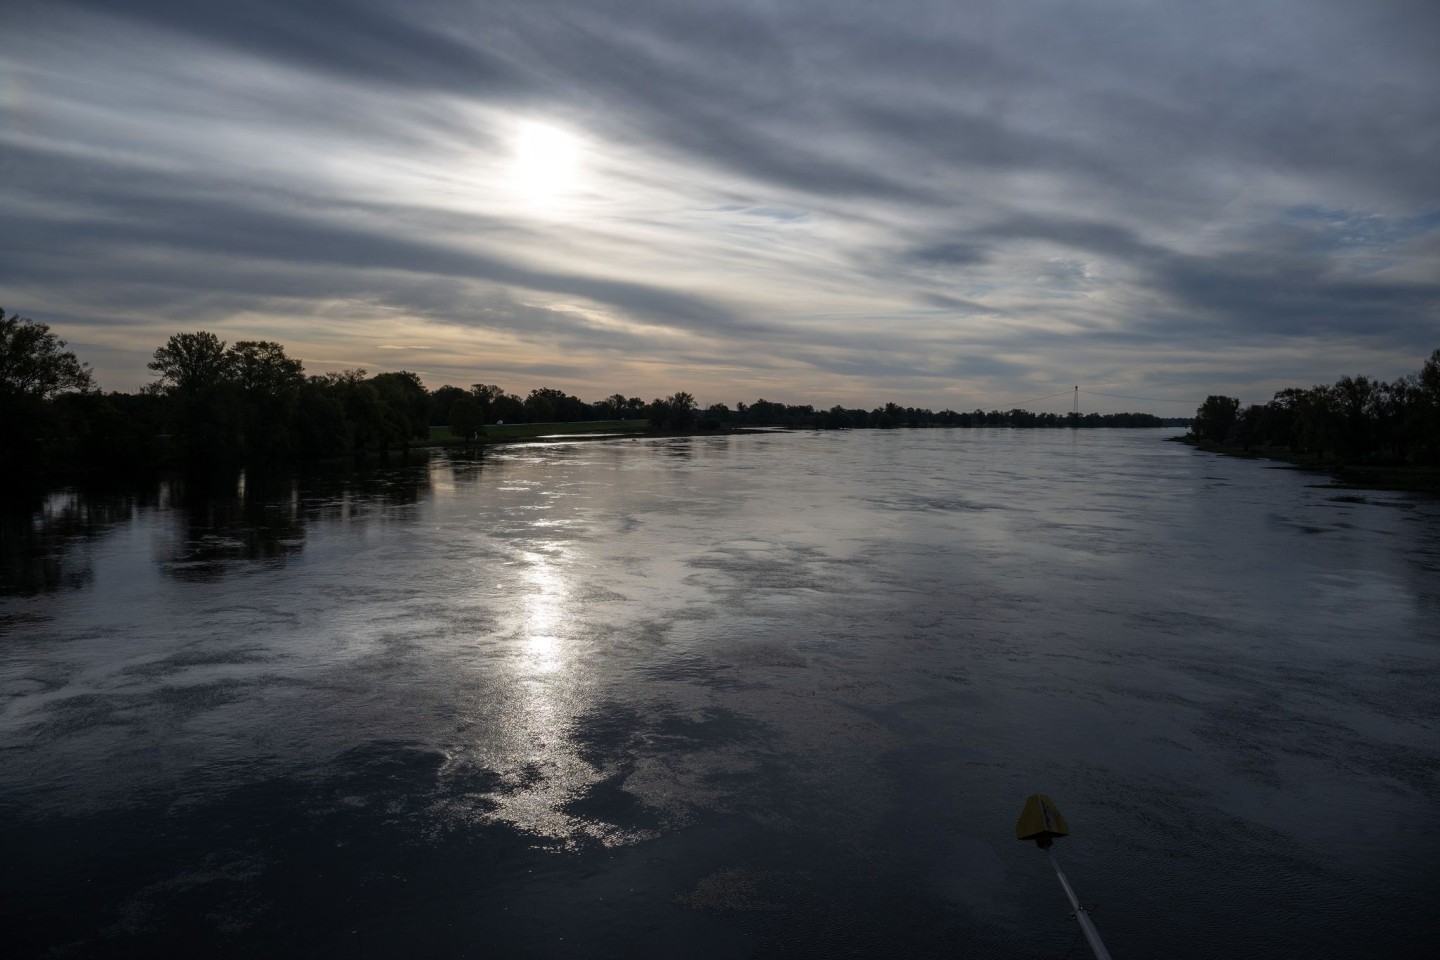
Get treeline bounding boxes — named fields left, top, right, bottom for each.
left=1189, top=348, right=1440, bottom=465
left=3, top=311, right=1170, bottom=479
left=699, top=400, right=1172, bottom=431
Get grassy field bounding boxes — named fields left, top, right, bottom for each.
left=429, top=420, right=651, bottom=444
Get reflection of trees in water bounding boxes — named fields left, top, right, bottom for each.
left=0, top=488, right=147, bottom=596
left=160, top=471, right=306, bottom=582
left=290, top=458, right=433, bottom=527
left=161, top=459, right=434, bottom=581
left=446, top=450, right=485, bottom=486
left=1, top=455, right=439, bottom=593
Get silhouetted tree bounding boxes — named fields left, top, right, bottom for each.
left=370, top=371, right=432, bottom=451
left=0, top=308, right=94, bottom=400
left=1, top=308, right=95, bottom=476
left=449, top=396, right=484, bottom=442
left=230, top=340, right=304, bottom=462
left=429, top=385, right=468, bottom=426
left=295, top=375, right=353, bottom=459
left=1191, top=395, right=1240, bottom=444
left=148, top=331, right=231, bottom=393
left=147, top=332, right=243, bottom=467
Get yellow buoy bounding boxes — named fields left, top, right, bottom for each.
left=1015, top=793, right=1070, bottom=847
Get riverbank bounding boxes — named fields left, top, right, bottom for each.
left=1172, top=435, right=1440, bottom=495
left=425, top=420, right=792, bottom=448
left=428, top=419, right=649, bottom=444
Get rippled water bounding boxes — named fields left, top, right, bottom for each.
left=3, top=429, right=1437, bottom=958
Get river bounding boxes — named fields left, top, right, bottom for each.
left=2, top=429, right=1437, bottom=958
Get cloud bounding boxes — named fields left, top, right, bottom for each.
left=3, top=0, right=1437, bottom=407
left=56, top=0, right=531, bottom=98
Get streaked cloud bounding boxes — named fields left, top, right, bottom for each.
left=3, top=0, right=1436, bottom=411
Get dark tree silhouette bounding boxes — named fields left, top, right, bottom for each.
left=1, top=309, right=95, bottom=477
left=1191, top=395, right=1240, bottom=443
left=448, top=397, right=484, bottom=442
left=0, top=308, right=94, bottom=400
left=148, top=331, right=231, bottom=393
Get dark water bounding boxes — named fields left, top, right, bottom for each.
left=3, top=430, right=1437, bottom=958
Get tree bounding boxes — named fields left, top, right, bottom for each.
left=449, top=397, right=484, bottom=442
left=701, top=402, right=732, bottom=430
left=1417, top=350, right=1440, bottom=460
left=524, top=388, right=556, bottom=423
left=648, top=391, right=698, bottom=431
left=230, top=340, right=303, bottom=397
left=1191, top=395, right=1240, bottom=444
left=595, top=393, right=630, bottom=419
left=524, top=387, right=587, bottom=422
left=295, top=375, right=353, bottom=459
left=0, top=308, right=94, bottom=400
left=370, top=371, right=433, bottom=451
left=491, top=391, right=526, bottom=424
left=229, top=340, right=305, bottom=461
left=327, top=369, right=386, bottom=454
left=429, top=385, right=468, bottom=426
left=148, top=332, right=231, bottom=394
left=1333, top=375, right=1380, bottom=460
left=1294, top=385, right=1341, bottom=459
left=1, top=308, right=95, bottom=476
left=148, top=332, right=242, bottom=467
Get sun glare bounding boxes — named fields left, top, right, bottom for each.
left=508, top=121, right=579, bottom=205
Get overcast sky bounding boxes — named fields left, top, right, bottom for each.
left=3, top=0, right=1436, bottom=412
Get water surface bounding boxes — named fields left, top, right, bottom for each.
left=3, top=430, right=1437, bottom=957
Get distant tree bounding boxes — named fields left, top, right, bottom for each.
left=295, top=375, right=353, bottom=459
left=469, top=384, right=507, bottom=422
left=591, top=393, right=631, bottom=419
left=0, top=308, right=94, bottom=400
left=325, top=369, right=386, bottom=454
left=1191, top=395, right=1240, bottom=444
left=448, top=396, right=484, bottom=442
left=229, top=341, right=302, bottom=396
left=491, top=390, right=526, bottom=424
left=229, top=340, right=304, bottom=462
left=1373, top=377, right=1417, bottom=463
left=1332, top=375, right=1380, bottom=460
left=1418, top=349, right=1440, bottom=463
left=429, top=385, right=468, bottom=426
left=700, top=402, right=731, bottom=430
left=370, top=371, right=432, bottom=450
left=1295, top=385, right=1342, bottom=459
left=524, top=387, right=587, bottom=422
left=648, top=391, right=697, bottom=431
left=1, top=308, right=95, bottom=475
left=1234, top=404, right=1264, bottom=451
left=148, top=332, right=232, bottom=394
left=147, top=332, right=243, bottom=466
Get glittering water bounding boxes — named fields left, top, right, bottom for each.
left=2, top=430, right=1437, bottom=958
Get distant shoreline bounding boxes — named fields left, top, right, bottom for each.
left=1170, top=435, right=1440, bottom=495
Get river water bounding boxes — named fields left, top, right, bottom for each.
left=2, top=429, right=1437, bottom=958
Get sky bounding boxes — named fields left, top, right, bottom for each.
left=2, top=0, right=1437, bottom=414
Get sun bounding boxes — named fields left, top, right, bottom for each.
left=508, top=121, right=579, bottom=205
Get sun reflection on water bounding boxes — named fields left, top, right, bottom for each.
left=442, top=534, right=652, bottom=849
left=521, top=547, right=566, bottom=673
